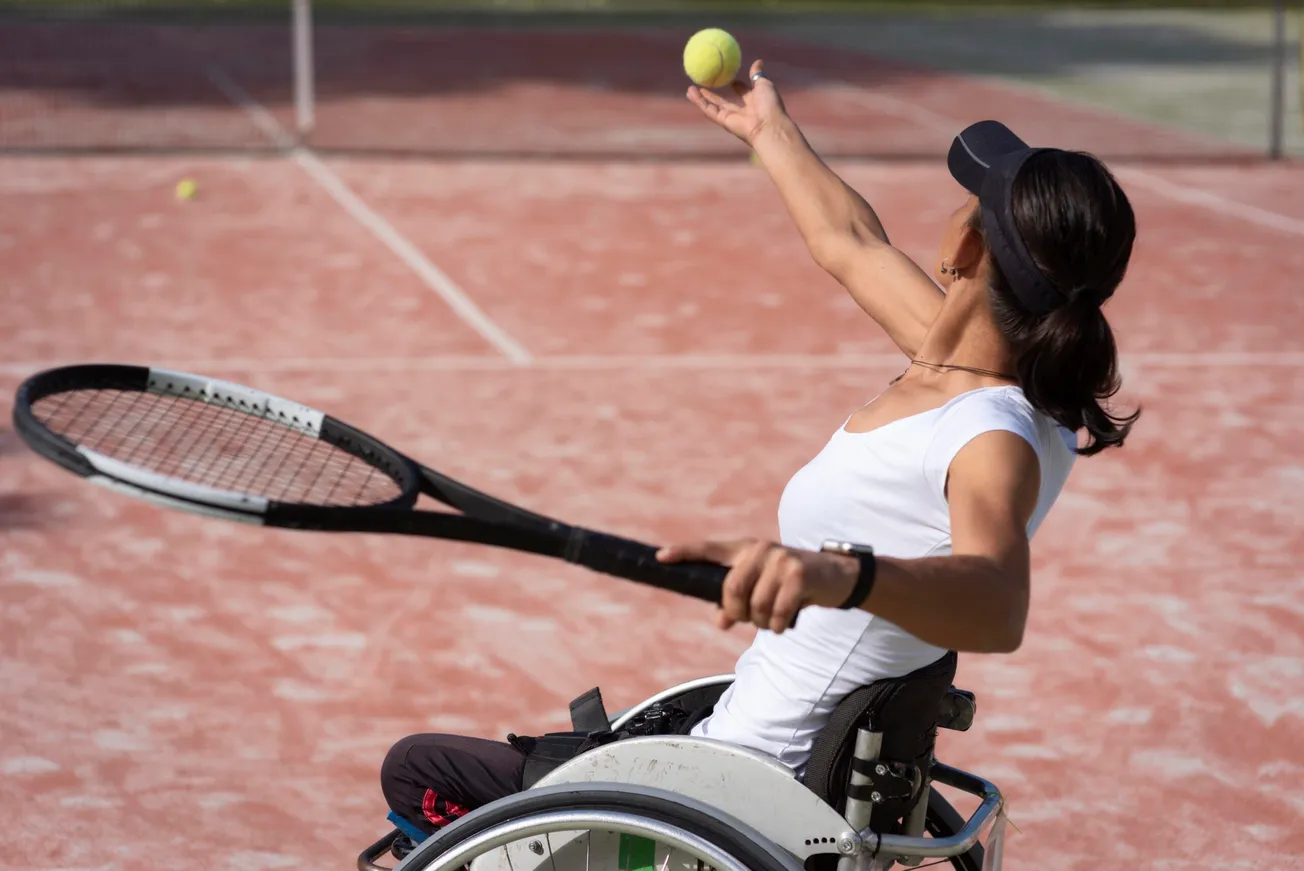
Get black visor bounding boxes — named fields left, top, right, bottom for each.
left=948, top=121, right=1064, bottom=315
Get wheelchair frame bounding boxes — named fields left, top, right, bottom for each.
left=360, top=674, right=1006, bottom=871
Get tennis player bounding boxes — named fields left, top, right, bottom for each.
left=379, top=59, right=1138, bottom=844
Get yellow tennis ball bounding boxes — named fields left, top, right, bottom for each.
left=683, top=28, right=741, bottom=88
left=175, top=178, right=197, bottom=201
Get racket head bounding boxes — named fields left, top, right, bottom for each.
left=13, top=364, right=422, bottom=523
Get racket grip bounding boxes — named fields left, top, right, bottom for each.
left=567, top=529, right=727, bottom=606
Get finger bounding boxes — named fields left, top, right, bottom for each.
left=686, top=86, right=720, bottom=117
left=769, top=563, right=807, bottom=634
left=745, top=59, right=777, bottom=98
left=716, top=609, right=736, bottom=631
left=721, top=542, right=767, bottom=624
left=688, top=88, right=734, bottom=122
left=657, top=539, right=745, bottom=564
left=696, top=85, right=743, bottom=110
left=749, top=547, right=788, bottom=629
left=721, top=541, right=768, bottom=626
left=730, top=78, right=751, bottom=99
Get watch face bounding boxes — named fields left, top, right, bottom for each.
left=822, top=540, right=870, bottom=556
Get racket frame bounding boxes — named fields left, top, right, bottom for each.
left=14, top=364, right=425, bottom=522
left=12, top=363, right=730, bottom=607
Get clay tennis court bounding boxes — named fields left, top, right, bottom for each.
left=2, top=14, right=1303, bottom=871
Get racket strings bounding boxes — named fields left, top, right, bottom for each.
left=349, top=464, right=383, bottom=508
left=195, top=398, right=290, bottom=491
left=118, top=391, right=179, bottom=466
left=269, top=426, right=332, bottom=503
left=233, top=409, right=306, bottom=499
left=32, top=389, right=404, bottom=507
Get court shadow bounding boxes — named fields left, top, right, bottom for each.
left=0, top=492, right=67, bottom=531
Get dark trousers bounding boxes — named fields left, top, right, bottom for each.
left=380, top=734, right=526, bottom=836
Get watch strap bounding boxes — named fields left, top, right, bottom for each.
left=838, top=550, right=877, bottom=610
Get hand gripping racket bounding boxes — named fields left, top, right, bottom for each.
left=11, top=364, right=729, bottom=606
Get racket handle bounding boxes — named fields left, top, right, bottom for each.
left=566, top=529, right=727, bottom=606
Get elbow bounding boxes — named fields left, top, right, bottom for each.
left=806, top=230, right=848, bottom=275
left=989, top=585, right=1029, bottom=654
left=803, top=224, right=886, bottom=279
left=945, top=608, right=1025, bottom=654
left=990, top=617, right=1026, bottom=654
left=807, top=226, right=878, bottom=278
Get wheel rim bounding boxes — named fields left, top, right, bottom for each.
left=396, top=785, right=803, bottom=871
left=409, top=810, right=757, bottom=871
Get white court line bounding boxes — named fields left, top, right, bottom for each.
left=3, top=352, right=1302, bottom=378
left=203, top=66, right=533, bottom=364
left=778, top=64, right=1304, bottom=237
left=1117, top=168, right=1304, bottom=238
left=778, top=64, right=954, bottom=135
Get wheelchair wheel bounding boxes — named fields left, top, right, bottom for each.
left=924, top=788, right=985, bottom=871
left=397, top=783, right=802, bottom=871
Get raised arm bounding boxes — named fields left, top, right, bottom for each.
left=688, top=60, right=944, bottom=357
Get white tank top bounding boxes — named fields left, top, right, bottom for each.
left=690, top=386, right=1077, bottom=773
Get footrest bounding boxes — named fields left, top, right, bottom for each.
left=388, top=811, right=430, bottom=845
left=358, top=813, right=428, bottom=871
left=357, top=829, right=400, bottom=871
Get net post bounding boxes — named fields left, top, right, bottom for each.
left=1269, top=0, right=1285, bottom=160
left=292, top=0, right=316, bottom=142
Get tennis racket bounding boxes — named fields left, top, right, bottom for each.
left=11, top=364, right=730, bottom=606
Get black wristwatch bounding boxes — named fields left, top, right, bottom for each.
left=820, top=540, right=877, bottom=610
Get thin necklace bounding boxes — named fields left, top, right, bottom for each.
left=893, top=359, right=1018, bottom=383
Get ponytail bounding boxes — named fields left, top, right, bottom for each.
left=970, top=150, right=1140, bottom=456
left=990, top=282, right=1138, bottom=456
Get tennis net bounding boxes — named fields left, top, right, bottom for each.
left=2, top=1, right=1300, bottom=161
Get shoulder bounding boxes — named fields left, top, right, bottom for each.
left=942, top=387, right=1072, bottom=456
left=923, top=387, right=1074, bottom=496
left=933, top=387, right=1035, bottom=443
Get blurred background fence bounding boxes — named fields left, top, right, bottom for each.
left=1, top=0, right=1300, bottom=161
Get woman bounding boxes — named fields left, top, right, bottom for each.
left=379, top=59, right=1138, bottom=841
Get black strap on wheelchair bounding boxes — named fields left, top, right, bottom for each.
left=511, top=685, right=721, bottom=789
left=509, top=729, right=622, bottom=789
left=801, top=650, right=958, bottom=831
left=509, top=686, right=617, bottom=788
left=568, top=687, right=610, bottom=733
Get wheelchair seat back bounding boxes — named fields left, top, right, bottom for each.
left=802, top=651, right=958, bottom=833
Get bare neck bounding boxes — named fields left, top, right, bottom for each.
left=907, top=280, right=1016, bottom=386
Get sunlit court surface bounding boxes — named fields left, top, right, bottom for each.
left=2, top=2, right=1303, bottom=870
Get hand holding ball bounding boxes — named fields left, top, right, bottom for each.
left=684, top=44, right=781, bottom=152
left=683, top=28, right=742, bottom=88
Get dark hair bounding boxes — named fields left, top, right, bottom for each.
left=968, top=150, right=1139, bottom=456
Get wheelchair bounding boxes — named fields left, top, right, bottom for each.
left=359, top=652, right=1005, bottom=871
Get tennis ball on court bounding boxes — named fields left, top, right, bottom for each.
left=683, top=28, right=742, bottom=88
left=175, top=178, right=197, bottom=201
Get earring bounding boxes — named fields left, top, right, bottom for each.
left=940, top=260, right=958, bottom=276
